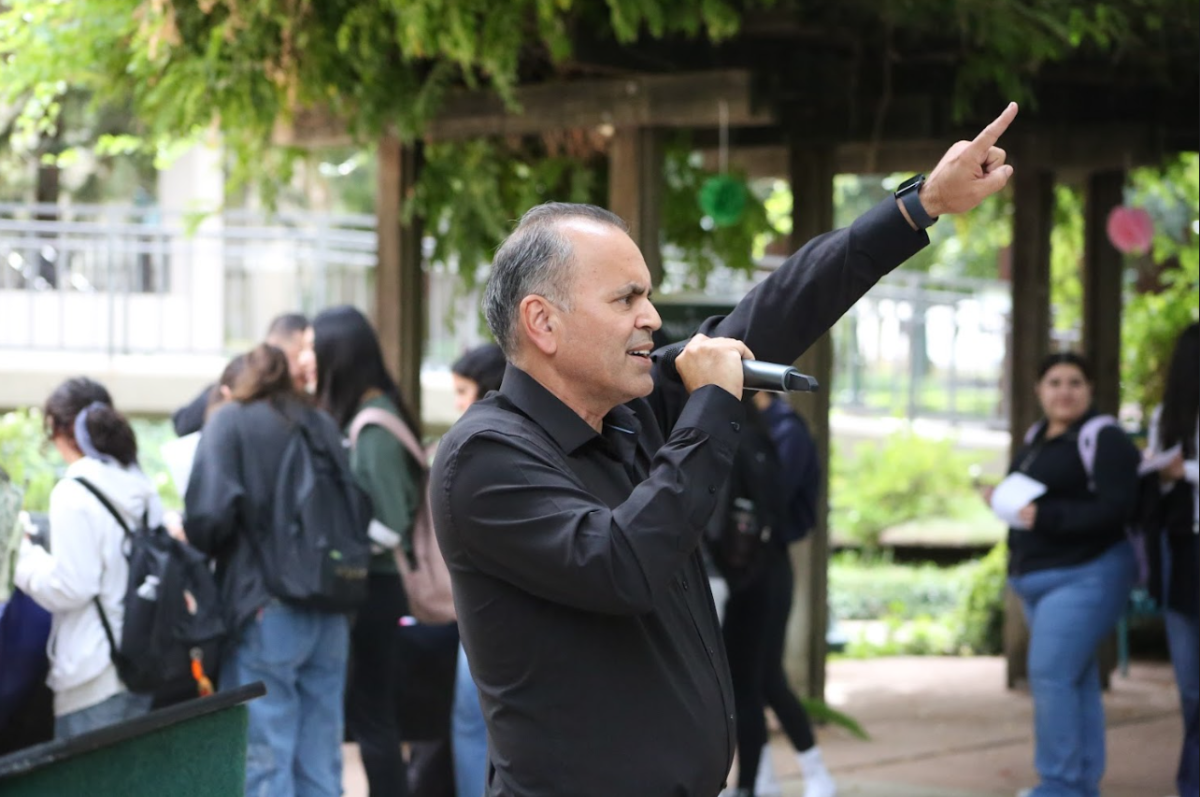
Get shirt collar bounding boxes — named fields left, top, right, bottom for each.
left=499, top=364, right=642, bottom=456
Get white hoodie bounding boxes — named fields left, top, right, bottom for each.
left=15, top=457, right=164, bottom=716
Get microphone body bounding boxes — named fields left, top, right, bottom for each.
left=650, top=341, right=820, bottom=394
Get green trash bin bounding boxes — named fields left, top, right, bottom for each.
left=0, top=682, right=265, bottom=796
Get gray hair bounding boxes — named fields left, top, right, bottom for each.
left=484, top=202, right=628, bottom=356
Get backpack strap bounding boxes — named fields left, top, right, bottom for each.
left=71, top=477, right=129, bottom=670
left=1023, top=419, right=1045, bottom=447
left=349, top=407, right=427, bottom=470
left=1077, top=414, right=1118, bottom=489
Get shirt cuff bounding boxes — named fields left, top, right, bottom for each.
left=852, top=198, right=931, bottom=272
left=672, top=385, right=747, bottom=452
left=1184, top=459, right=1198, bottom=486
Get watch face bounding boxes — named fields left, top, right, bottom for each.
left=896, top=174, right=924, bottom=194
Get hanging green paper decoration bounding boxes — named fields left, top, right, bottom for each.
left=698, top=174, right=747, bottom=227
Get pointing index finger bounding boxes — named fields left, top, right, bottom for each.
left=971, top=102, right=1019, bottom=150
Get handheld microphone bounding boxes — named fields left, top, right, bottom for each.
left=650, top=340, right=820, bottom=394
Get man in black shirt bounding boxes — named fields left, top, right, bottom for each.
left=430, top=103, right=1020, bottom=796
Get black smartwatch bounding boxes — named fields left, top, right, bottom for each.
left=895, top=173, right=937, bottom=231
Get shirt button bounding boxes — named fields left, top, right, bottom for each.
left=708, top=485, right=716, bottom=494
left=682, top=578, right=689, bottom=590
left=730, top=421, right=741, bottom=432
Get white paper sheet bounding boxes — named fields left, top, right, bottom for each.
left=990, top=472, right=1048, bottom=530
left=160, top=432, right=201, bottom=495
left=1138, top=443, right=1182, bottom=477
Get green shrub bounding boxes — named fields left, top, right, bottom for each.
left=0, top=409, right=179, bottom=513
left=829, top=553, right=970, bottom=620
left=841, top=611, right=959, bottom=658
left=0, top=409, right=61, bottom=513
left=953, top=540, right=1008, bottom=655
left=830, top=431, right=982, bottom=549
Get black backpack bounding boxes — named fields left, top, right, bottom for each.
left=73, top=478, right=226, bottom=697
left=256, top=411, right=373, bottom=612
left=705, top=414, right=790, bottom=592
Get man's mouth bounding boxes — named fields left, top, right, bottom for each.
left=627, top=347, right=652, bottom=361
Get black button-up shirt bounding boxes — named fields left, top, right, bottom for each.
left=430, top=198, right=927, bottom=797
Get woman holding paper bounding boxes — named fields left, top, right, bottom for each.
left=995, top=352, right=1140, bottom=797
left=1145, top=322, right=1198, bottom=797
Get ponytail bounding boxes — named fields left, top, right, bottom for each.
left=43, top=377, right=138, bottom=467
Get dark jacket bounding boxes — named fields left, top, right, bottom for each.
left=172, top=384, right=214, bottom=437
left=1146, top=480, right=1199, bottom=617
left=183, top=396, right=349, bottom=634
left=760, top=398, right=819, bottom=544
left=1007, top=410, right=1141, bottom=576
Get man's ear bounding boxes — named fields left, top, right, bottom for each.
left=519, top=295, right=559, bottom=356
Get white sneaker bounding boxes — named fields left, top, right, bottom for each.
left=803, top=774, right=837, bottom=797
left=754, top=744, right=783, bottom=797
left=798, top=747, right=837, bottom=797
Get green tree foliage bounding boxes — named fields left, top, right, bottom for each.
left=661, top=141, right=776, bottom=289
left=411, top=137, right=605, bottom=287
left=1121, top=153, right=1200, bottom=413
left=4, top=0, right=1190, bottom=194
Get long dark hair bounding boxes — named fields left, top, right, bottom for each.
left=43, top=377, right=138, bottom=467
left=312, top=305, right=419, bottom=434
left=1159, top=322, right=1199, bottom=458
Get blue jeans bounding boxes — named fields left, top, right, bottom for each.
left=222, top=601, right=350, bottom=797
left=1009, top=541, right=1136, bottom=797
left=54, top=689, right=152, bottom=739
left=1163, top=539, right=1200, bottom=797
left=452, top=644, right=488, bottom=797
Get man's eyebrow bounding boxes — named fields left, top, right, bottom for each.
left=612, top=282, right=652, bottom=299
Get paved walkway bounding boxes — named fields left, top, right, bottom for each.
left=343, top=656, right=1183, bottom=796
left=767, top=657, right=1180, bottom=797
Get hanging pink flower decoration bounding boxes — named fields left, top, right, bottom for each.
left=1106, top=206, right=1154, bottom=255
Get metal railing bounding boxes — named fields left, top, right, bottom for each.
left=1, top=203, right=1023, bottom=424
left=0, top=203, right=378, bottom=356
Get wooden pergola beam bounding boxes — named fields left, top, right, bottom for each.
left=698, top=125, right=1178, bottom=180
left=1082, top=170, right=1126, bottom=416
left=277, top=70, right=773, bottom=148
left=784, top=138, right=835, bottom=703
left=609, top=128, right=665, bottom=285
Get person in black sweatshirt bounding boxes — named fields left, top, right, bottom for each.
left=993, top=352, right=1140, bottom=797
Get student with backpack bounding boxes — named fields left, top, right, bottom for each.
left=986, top=352, right=1140, bottom=797
left=714, top=393, right=835, bottom=797
left=14, top=378, right=161, bottom=738
left=185, top=343, right=370, bottom=797
left=304, top=305, right=438, bottom=797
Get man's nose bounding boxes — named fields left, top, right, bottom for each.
left=642, top=301, right=662, bottom=331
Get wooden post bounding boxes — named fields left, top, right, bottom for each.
left=609, top=127, right=664, bottom=285
left=1082, top=170, right=1126, bottom=416
left=784, top=141, right=835, bottom=701
left=376, top=134, right=425, bottom=422
left=1004, top=159, right=1054, bottom=688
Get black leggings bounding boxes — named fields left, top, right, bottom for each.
left=347, top=572, right=409, bottom=796
left=722, top=546, right=816, bottom=790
